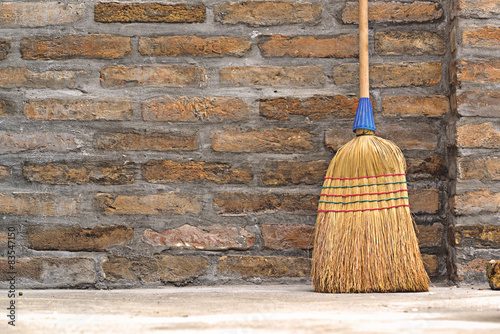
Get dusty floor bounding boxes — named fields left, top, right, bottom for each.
left=1, top=284, right=499, bottom=333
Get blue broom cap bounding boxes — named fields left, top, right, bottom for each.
left=352, top=97, right=376, bottom=132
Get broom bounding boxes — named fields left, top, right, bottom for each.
left=311, top=0, right=429, bottom=293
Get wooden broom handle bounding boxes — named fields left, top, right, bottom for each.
left=359, top=0, right=369, bottom=98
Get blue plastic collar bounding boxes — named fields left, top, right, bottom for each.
left=352, top=97, right=376, bottom=132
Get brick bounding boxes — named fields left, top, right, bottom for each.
left=259, top=95, right=358, bottom=121
left=261, top=224, right=314, bottom=249
left=24, top=99, right=133, bottom=121
left=456, top=258, right=491, bottom=281
left=261, top=160, right=329, bottom=186
left=103, top=255, right=208, bottom=283
left=409, top=189, right=440, bottom=214
left=139, top=36, right=250, bottom=57
left=343, top=1, right=442, bottom=23
left=0, top=67, right=85, bottom=89
left=407, top=156, right=447, bottom=179
left=0, top=39, right=11, bottom=60
left=417, top=223, right=444, bottom=248
left=218, top=256, right=311, bottom=278
left=220, top=66, right=324, bottom=88
left=211, top=128, right=314, bottom=153
left=21, top=35, right=131, bottom=60
left=458, top=157, right=500, bottom=180
left=333, top=62, right=441, bottom=87
left=382, top=95, right=449, bottom=117
left=214, top=1, right=322, bottom=26
left=23, top=162, right=136, bottom=185
left=0, top=2, right=85, bottom=28
left=457, top=91, right=500, bottom=117
left=142, top=160, right=253, bottom=184
left=214, top=193, right=318, bottom=214
left=421, top=254, right=439, bottom=277
left=95, top=133, right=197, bottom=151
left=455, top=225, right=500, bottom=248
left=459, top=0, right=500, bottom=18
left=100, top=65, right=206, bottom=88
left=0, top=193, right=79, bottom=216
left=0, top=232, right=6, bottom=250
left=457, top=122, right=500, bottom=149
left=487, top=260, right=500, bottom=289
left=142, top=97, right=248, bottom=122
left=0, top=166, right=10, bottom=180
left=462, top=26, right=500, bottom=49
left=458, top=60, right=500, bottom=83
left=454, top=189, right=500, bottom=215
left=95, top=192, right=202, bottom=215
left=258, top=34, right=358, bottom=58
left=143, top=224, right=255, bottom=250
left=28, top=225, right=133, bottom=251
left=0, top=132, right=80, bottom=154
left=375, top=31, right=445, bottom=56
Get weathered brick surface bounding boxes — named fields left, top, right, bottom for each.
left=211, top=128, right=314, bottom=153
left=487, top=260, right=500, bottom=289
left=422, top=254, right=439, bottom=277
left=0, top=232, right=6, bottom=250
left=220, top=66, right=324, bottom=88
left=457, top=60, right=500, bottom=83
left=454, top=189, right=500, bottom=215
left=142, top=97, right=248, bottom=122
left=417, top=223, right=444, bottom=248
left=95, top=2, right=206, bottom=23
left=0, top=2, right=85, bottom=28
left=103, top=255, right=209, bottom=283
left=382, top=95, right=449, bottom=117
left=261, top=224, right=314, bottom=249
left=214, top=193, right=318, bottom=214
left=409, top=189, right=440, bottom=214
left=375, top=31, right=445, bottom=56
left=261, top=160, right=329, bottom=185
left=142, top=160, right=253, bottom=184
left=218, top=256, right=311, bottom=278
left=455, top=225, right=500, bottom=248
left=95, top=192, right=202, bottom=215
left=459, top=0, right=500, bottom=18
left=456, top=258, right=492, bottom=281
left=260, top=95, right=358, bottom=121
left=457, top=122, right=500, bottom=149
left=23, top=162, right=136, bottom=185
left=0, top=193, right=79, bottom=216
left=258, top=34, right=358, bottom=58
left=95, top=133, right=197, bottom=151
left=139, top=36, right=251, bottom=57
left=214, top=1, right=322, bottom=26
left=0, top=39, right=11, bottom=60
left=333, top=62, right=442, bottom=87
left=407, top=156, right=446, bottom=179
left=24, top=99, right=133, bottom=121
left=28, top=225, right=133, bottom=251
left=0, top=166, right=10, bottom=180
left=462, top=26, right=500, bottom=49
left=101, top=65, right=206, bottom=88
left=343, top=2, right=442, bottom=23
left=0, top=67, right=85, bottom=89
left=458, top=157, right=500, bottom=180
left=21, top=35, right=131, bottom=60
left=457, top=91, right=500, bottom=117
left=0, top=132, right=80, bottom=154
left=143, top=225, right=255, bottom=250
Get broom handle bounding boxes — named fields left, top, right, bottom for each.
left=359, top=0, right=369, bottom=98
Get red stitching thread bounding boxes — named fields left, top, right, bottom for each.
left=324, top=173, right=405, bottom=180
left=319, top=189, right=407, bottom=197
left=317, top=204, right=410, bottom=213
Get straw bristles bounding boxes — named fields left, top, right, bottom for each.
left=312, top=134, right=429, bottom=293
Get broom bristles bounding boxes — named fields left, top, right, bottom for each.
left=312, top=134, right=429, bottom=293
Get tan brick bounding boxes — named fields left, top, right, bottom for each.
left=0, top=166, right=10, bottom=180
left=343, top=1, right=442, bottom=23
left=95, top=192, right=202, bottom=215
left=94, top=2, right=206, bottom=23
left=0, top=67, right=85, bottom=89
left=214, top=193, right=318, bottom=214
left=458, top=60, right=500, bottom=83
left=261, top=224, right=314, bottom=250
left=211, top=128, right=314, bottom=153
left=23, top=162, right=136, bottom=185
left=214, top=1, right=322, bottom=26
left=142, top=160, right=253, bottom=184
left=21, top=35, right=131, bottom=60
left=333, top=62, right=441, bottom=87
left=455, top=225, right=500, bottom=248
left=258, top=34, right=358, bottom=58
left=220, top=66, right=324, bottom=88
left=459, top=157, right=500, bottom=180
left=421, top=254, right=439, bottom=277
left=143, top=225, right=255, bottom=250
left=454, top=189, right=500, bottom=215
left=0, top=193, right=79, bottom=216
left=95, top=133, right=197, bottom=151
left=457, top=122, right=500, bottom=149
left=100, top=65, right=206, bottom=88
left=459, top=0, right=500, bottom=18
left=462, top=26, right=500, bottom=49
left=261, top=160, right=329, bottom=186
left=260, top=95, right=358, bottom=121
left=0, top=2, right=85, bottom=28
left=142, top=97, right=248, bottom=122
left=0, top=39, right=11, bottom=60
left=409, top=189, right=440, bottom=214
left=103, top=255, right=209, bottom=283
left=218, top=256, right=311, bottom=278
left=27, top=225, right=133, bottom=251
left=139, top=36, right=251, bottom=57
left=457, top=91, right=500, bottom=117
left=382, top=95, right=449, bottom=117
left=0, top=132, right=80, bottom=154
left=375, top=31, right=445, bottom=56
left=487, top=260, right=500, bottom=289
left=407, top=156, right=446, bottom=179
left=24, top=99, right=133, bottom=121
left=417, top=223, right=444, bottom=248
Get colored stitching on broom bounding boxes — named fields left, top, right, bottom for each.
left=318, top=196, right=409, bottom=205
left=319, top=189, right=407, bottom=197
left=324, top=173, right=405, bottom=180
left=317, top=204, right=410, bottom=213
left=322, top=181, right=406, bottom=189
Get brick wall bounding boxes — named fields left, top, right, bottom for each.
left=0, top=0, right=487, bottom=288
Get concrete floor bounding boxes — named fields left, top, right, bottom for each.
left=1, top=284, right=499, bottom=334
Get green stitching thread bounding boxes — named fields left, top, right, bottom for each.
left=319, top=196, right=409, bottom=205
